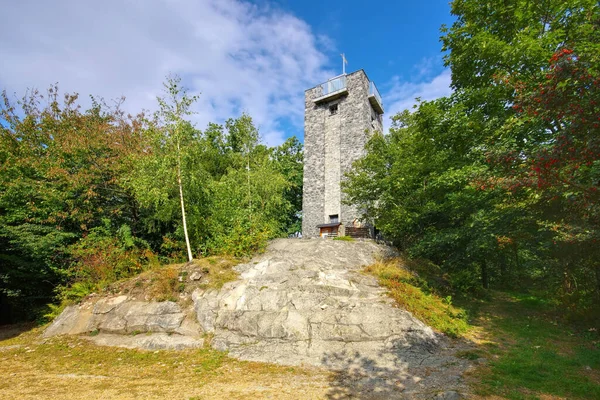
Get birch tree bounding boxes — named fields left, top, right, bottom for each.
left=128, top=75, right=199, bottom=262
left=156, top=76, right=198, bottom=261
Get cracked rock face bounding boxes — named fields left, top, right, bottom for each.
left=192, top=239, right=439, bottom=369
left=43, top=298, right=197, bottom=338
left=43, top=238, right=472, bottom=397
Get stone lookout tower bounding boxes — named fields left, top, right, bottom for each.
left=302, top=69, right=384, bottom=238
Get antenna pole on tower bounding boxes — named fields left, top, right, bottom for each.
left=341, top=53, right=347, bottom=75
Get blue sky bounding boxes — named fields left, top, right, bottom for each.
left=0, top=0, right=455, bottom=145
left=280, top=0, right=454, bottom=82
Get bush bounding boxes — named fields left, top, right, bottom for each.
left=68, top=220, right=158, bottom=284
left=52, top=219, right=160, bottom=309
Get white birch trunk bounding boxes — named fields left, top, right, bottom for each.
left=177, top=139, right=193, bottom=262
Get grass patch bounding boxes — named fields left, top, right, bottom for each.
left=456, top=349, right=484, bottom=360
left=147, top=264, right=182, bottom=302
left=364, top=260, right=471, bottom=338
left=468, top=291, right=600, bottom=399
left=43, top=256, right=242, bottom=323
left=333, top=236, right=354, bottom=242
left=194, top=256, right=240, bottom=290
left=107, top=256, right=240, bottom=302
left=0, top=325, right=329, bottom=399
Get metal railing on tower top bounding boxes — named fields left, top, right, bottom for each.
left=315, top=74, right=383, bottom=110
left=369, top=81, right=383, bottom=107
left=320, top=75, right=347, bottom=96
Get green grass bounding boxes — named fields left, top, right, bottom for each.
left=333, top=236, right=354, bottom=242
left=365, top=258, right=600, bottom=398
left=364, top=260, right=471, bottom=338
left=472, top=292, right=600, bottom=399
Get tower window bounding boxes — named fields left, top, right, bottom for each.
left=329, top=214, right=339, bottom=223
left=329, top=104, right=338, bottom=115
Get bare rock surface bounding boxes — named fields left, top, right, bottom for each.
left=44, top=298, right=200, bottom=341
left=44, top=238, right=473, bottom=398
left=193, top=238, right=472, bottom=398
left=85, top=332, right=204, bottom=350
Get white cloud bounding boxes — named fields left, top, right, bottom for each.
left=0, top=0, right=334, bottom=146
left=381, top=69, right=452, bottom=132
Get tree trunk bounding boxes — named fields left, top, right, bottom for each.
left=500, top=252, right=507, bottom=286
left=513, top=242, right=521, bottom=271
left=247, top=147, right=252, bottom=220
left=595, top=263, right=600, bottom=304
left=177, top=140, right=193, bottom=262
left=481, top=260, right=490, bottom=289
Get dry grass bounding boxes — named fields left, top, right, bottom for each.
left=364, top=259, right=471, bottom=338
left=0, top=325, right=331, bottom=400
left=107, top=256, right=241, bottom=303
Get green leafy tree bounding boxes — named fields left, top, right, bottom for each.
left=347, top=0, right=599, bottom=317
left=129, top=75, right=199, bottom=262
left=0, top=87, right=146, bottom=321
left=272, top=136, right=303, bottom=234
left=442, top=0, right=600, bottom=312
left=204, top=115, right=291, bottom=255
left=345, top=98, right=513, bottom=292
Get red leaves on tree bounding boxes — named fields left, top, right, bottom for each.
left=490, top=47, right=600, bottom=212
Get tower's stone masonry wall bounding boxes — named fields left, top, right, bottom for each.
left=302, top=70, right=383, bottom=238
left=323, top=111, right=341, bottom=219
left=302, top=84, right=325, bottom=238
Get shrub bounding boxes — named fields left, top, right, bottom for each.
left=68, top=220, right=158, bottom=285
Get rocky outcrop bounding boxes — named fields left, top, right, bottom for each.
left=44, top=239, right=472, bottom=397
left=191, top=239, right=438, bottom=369
left=44, top=296, right=202, bottom=340
left=87, top=332, right=204, bottom=350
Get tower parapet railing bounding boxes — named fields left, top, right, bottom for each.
left=368, top=80, right=384, bottom=114
left=320, top=75, right=347, bottom=96
left=369, top=81, right=383, bottom=108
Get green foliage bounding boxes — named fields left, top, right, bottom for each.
left=128, top=108, right=293, bottom=258
left=272, top=136, right=304, bottom=235
left=441, top=0, right=600, bottom=313
left=345, top=100, right=507, bottom=295
left=202, top=123, right=292, bottom=255
left=68, top=219, right=156, bottom=285
left=0, top=86, right=146, bottom=322
left=345, top=0, right=600, bottom=320
left=0, top=76, right=299, bottom=321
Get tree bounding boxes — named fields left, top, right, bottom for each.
left=0, top=87, right=146, bottom=321
left=225, top=114, right=259, bottom=219
left=204, top=115, right=291, bottom=255
left=344, top=98, right=514, bottom=292
left=131, top=75, right=199, bottom=262
left=442, top=0, right=600, bottom=312
left=272, top=136, right=304, bottom=234
left=0, top=78, right=302, bottom=321
left=346, top=0, right=599, bottom=316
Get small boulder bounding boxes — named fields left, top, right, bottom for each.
left=433, top=391, right=461, bottom=400
left=189, top=271, right=203, bottom=281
